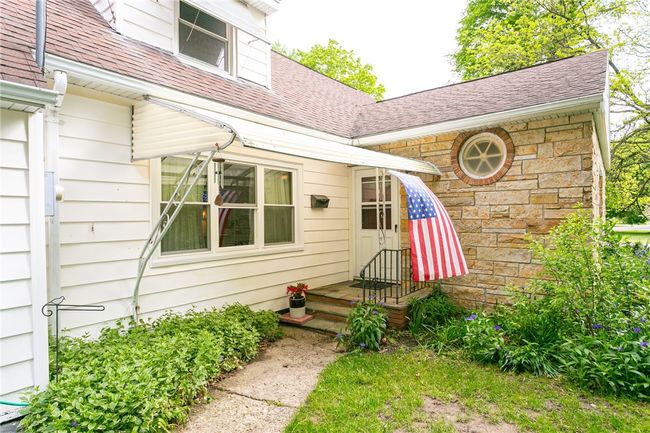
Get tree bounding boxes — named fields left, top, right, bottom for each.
left=453, top=0, right=650, bottom=223
left=273, top=39, right=386, bottom=100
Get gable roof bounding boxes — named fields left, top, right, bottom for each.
left=0, top=0, right=609, bottom=140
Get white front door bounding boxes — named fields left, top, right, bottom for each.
left=354, top=168, right=400, bottom=276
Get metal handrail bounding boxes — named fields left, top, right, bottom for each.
left=359, top=248, right=428, bottom=304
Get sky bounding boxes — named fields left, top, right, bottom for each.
left=267, top=1, right=467, bottom=99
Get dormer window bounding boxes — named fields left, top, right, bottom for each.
left=178, top=1, right=231, bottom=72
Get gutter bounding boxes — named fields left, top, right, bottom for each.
left=0, top=80, right=58, bottom=108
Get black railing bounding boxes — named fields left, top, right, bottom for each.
left=359, top=248, right=428, bottom=304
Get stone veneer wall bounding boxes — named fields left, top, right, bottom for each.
left=369, top=113, right=606, bottom=308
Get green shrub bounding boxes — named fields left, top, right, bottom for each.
left=462, top=312, right=503, bottom=363
left=21, top=306, right=279, bottom=432
left=408, top=287, right=462, bottom=334
left=338, top=300, right=388, bottom=351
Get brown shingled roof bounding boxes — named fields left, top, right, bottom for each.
left=353, top=50, right=609, bottom=137
left=0, top=0, right=608, bottom=139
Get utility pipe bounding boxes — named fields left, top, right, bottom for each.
left=35, top=0, right=46, bottom=70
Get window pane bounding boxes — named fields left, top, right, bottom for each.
left=219, top=208, right=254, bottom=247
left=161, top=204, right=209, bottom=253
left=265, top=206, right=294, bottom=244
left=179, top=1, right=227, bottom=37
left=218, top=163, right=256, bottom=204
left=161, top=157, right=208, bottom=203
left=179, top=22, right=227, bottom=70
left=361, top=176, right=391, bottom=203
left=361, top=205, right=392, bottom=230
left=265, top=169, right=292, bottom=205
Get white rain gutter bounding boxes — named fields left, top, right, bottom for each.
left=0, top=80, right=58, bottom=107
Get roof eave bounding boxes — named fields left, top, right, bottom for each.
left=0, top=80, right=58, bottom=108
left=353, top=93, right=607, bottom=148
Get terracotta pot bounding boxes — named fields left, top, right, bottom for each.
left=289, top=296, right=306, bottom=318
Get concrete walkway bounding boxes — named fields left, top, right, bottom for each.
left=176, top=326, right=339, bottom=433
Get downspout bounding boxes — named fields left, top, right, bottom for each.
left=35, top=0, right=46, bottom=70
left=45, top=71, right=67, bottom=308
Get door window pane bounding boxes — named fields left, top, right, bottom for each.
left=161, top=204, right=210, bottom=253
left=264, top=207, right=294, bottom=244
left=361, top=205, right=392, bottom=230
left=361, top=176, right=391, bottom=203
left=219, top=208, right=254, bottom=247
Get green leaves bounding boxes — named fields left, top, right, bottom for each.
left=20, top=305, right=280, bottom=432
left=275, top=39, right=385, bottom=100
left=339, top=300, right=388, bottom=351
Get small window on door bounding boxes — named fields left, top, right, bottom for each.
left=360, top=176, right=392, bottom=230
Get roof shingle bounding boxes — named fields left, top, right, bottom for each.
left=0, top=0, right=608, bottom=138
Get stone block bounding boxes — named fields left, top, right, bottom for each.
left=436, top=132, right=458, bottom=142
left=424, top=154, right=452, bottom=168
left=438, top=194, right=474, bottom=206
left=493, top=261, right=519, bottom=277
left=477, top=274, right=506, bottom=286
left=497, top=179, right=539, bottom=190
left=554, top=138, right=592, bottom=156
left=559, top=187, right=583, bottom=198
left=504, top=122, right=528, bottom=132
left=474, top=260, right=495, bottom=271
left=459, top=232, right=497, bottom=247
left=510, top=204, right=543, bottom=219
left=475, top=190, right=529, bottom=205
left=528, top=116, right=569, bottom=129
left=477, top=247, right=532, bottom=263
left=537, top=142, right=554, bottom=158
left=407, top=136, right=435, bottom=146
left=569, top=113, right=592, bottom=123
left=522, top=156, right=581, bottom=174
left=390, top=146, right=421, bottom=158
left=497, top=233, right=530, bottom=248
left=538, top=171, right=592, bottom=188
left=505, top=276, right=530, bottom=289
left=452, top=285, right=484, bottom=303
left=490, top=205, right=509, bottom=219
left=510, top=129, right=546, bottom=145
left=518, top=263, right=545, bottom=279
left=515, top=144, right=537, bottom=156
left=462, top=206, right=490, bottom=219
left=546, top=127, right=583, bottom=142
left=456, top=220, right=482, bottom=233
left=526, top=218, right=562, bottom=233
left=544, top=208, right=576, bottom=219
left=482, top=219, right=528, bottom=230
left=378, top=140, right=406, bottom=150
left=420, top=141, right=452, bottom=153
left=531, top=192, right=558, bottom=204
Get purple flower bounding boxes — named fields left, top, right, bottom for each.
left=71, top=421, right=79, bottom=428
left=593, top=324, right=603, bottom=329
left=378, top=302, right=386, bottom=307
left=349, top=300, right=356, bottom=306
left=359, top=342, right=367, bottom=349
left=493, top=325, right=502, bottom=331
left=372, top=310, right=379, bottom=315
left=633, top=327, right=641, bottom=333
left=335, top=333, right=343, bottom=341
left=616, top=346, right=624, bottom=351
left=641, top=317, right=647, bottom=324
left=640, top=341, right=648, bottom=348
left=465, top=313, right=478, bottom=321
left=218, top=355, right=224, bottom=363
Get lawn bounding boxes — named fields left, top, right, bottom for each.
left=284, top=349, right=650, bottom=433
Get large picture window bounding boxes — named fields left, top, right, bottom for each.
left=157, top=158, right=300, bottom=260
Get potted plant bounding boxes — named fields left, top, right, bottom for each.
left=287, top=282, right=309, bottom=318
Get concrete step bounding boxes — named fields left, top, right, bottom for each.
left=307, top=301, right=351, bottom=319
left=299, top=317, right=346, bottom=335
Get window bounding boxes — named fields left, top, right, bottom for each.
left=157, top=158, right=300, bottom=261
left=217, top=163, right=256, bottom=247
left=178, top=1, right=230, bottom=71
left=264, top=169, right=294, bottom=244
left=160, top=156, right=210, bottom=254
left=360, top=176, right=391, bottom=230
left=459, top=133, right=507, bottom=179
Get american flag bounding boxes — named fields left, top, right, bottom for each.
left=388, top=171, right=468, bottom=281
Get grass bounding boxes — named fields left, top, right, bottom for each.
left=284, top=349, right=650, bottom=433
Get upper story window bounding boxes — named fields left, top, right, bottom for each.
left=178, top=1, right=230, bottom=72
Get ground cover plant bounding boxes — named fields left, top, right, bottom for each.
left=411, top=211, right=650, bottom=400
left=284, top=349, right=650, bottom=433
left=20, top=304, right=280, bottom=432
left=337, top=299, right=388, bottom=351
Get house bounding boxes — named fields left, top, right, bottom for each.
left=0, top=0, right=608, bottom=417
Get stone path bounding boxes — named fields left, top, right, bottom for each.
left=175, top=326, right=339, bottom=433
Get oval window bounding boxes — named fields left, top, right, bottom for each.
left=458, top=133, right=507, bottom=179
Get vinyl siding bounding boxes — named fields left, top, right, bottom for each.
left=0, top=110, right=37, bottom=404
left=237, top=29, right=270, bottom=87
left=58, top=92, right=350, bottom=336
left=118, top=0, right=175, bottom=52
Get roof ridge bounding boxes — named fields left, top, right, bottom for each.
left=375, top=49, right=609, bottom=104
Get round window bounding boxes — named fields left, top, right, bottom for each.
left=458, top=133, right=507, bottom=179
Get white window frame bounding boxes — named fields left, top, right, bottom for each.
left=174, top=0, right=237, bottom=80
left=150, top=154, right=303, bottom=268
left=458, top=132, right=507, bottom=180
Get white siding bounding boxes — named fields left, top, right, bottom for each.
left=237, top=29, right=270, bottom=87
left=0, top=110, right=47, bottom=406
left=90, top=0, right=117, bottom=28
left=117, top=0, right=175, bottom=52
left=58, top=91, right=350, bottom=336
